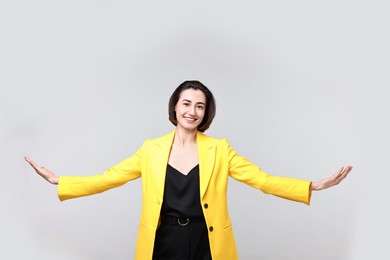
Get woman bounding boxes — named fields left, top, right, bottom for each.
left=25, top=80, right=352, bottom=260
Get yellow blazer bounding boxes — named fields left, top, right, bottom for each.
left=58, top=130, right=311, bottom=260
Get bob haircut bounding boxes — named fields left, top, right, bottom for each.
left=168, top=80, right=216, bottom=132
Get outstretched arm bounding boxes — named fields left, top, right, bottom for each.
left=24, top=156, right=59, bottom=185
left=310, top=165, right=352, bottom=191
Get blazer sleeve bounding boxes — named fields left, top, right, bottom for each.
left=58, top=143, right=144, bottom=201
left=225, top=139, right=312, bottom=205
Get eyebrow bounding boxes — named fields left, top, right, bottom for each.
left=182, top=99, right=205, bottom=105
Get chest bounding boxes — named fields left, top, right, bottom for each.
left=168, top=144, right=199, bottom=175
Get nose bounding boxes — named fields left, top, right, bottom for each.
left=188, top=105, right=196, bottom=115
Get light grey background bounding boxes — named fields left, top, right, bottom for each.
left=1, top=1, right=389, bottom=259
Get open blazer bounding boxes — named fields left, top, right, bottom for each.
left=58, top=130, right=312, bottom=260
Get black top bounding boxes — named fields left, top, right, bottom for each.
left=160, top=164, right=203, bottom=218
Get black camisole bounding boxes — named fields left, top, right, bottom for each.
left=153, top=164, right=212, bottom=259
left=160, top=164, right=203, bottom=218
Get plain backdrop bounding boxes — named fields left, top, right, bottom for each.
left=1, top=1, right=389, bottom=259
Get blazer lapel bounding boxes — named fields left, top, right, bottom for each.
left=154, top=130, right=175, bottom=199
left=153, top=130, right=215, bottom=199
left=197, top=132, right=216, bottom=199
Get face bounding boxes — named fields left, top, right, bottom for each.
left=175, top=88, right=206, bottom=131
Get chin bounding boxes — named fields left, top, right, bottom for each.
left=178, top=123, right=199, bottom=132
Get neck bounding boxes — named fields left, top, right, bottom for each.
left=174, top=127, right=197, bottom=146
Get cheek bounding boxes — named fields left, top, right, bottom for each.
left=174, top=105, right=184, bottom=118
left=174, top=105, right=179, bottom=114
left=199, top=110, right=206, bottom=119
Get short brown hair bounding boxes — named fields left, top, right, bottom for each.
left=168, top=80, right=216, bottom=132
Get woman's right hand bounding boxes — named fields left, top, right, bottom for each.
left=24, top=156, right=59, bottom=185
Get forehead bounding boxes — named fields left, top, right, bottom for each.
left=179, top=88, right=206, bottom=102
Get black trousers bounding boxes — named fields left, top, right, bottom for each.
left=152, top=217, right=212, bottom=260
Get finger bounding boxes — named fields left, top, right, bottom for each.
left=24, top=156, right=32, bottom=163
left=341, top=166, right=353, bottom=176
left=24, top=157, right=41, bottom=171
left=334, top=166, right=352, bottom=184
left=28, top=160, right=41, bottom=170
left=24, top=156, right=34, bottom=166
left=333, top=167, right=345, bottom=177
left=337, top=172, right=348, bottom=182
left=339, top=165, right=352, bottom=175
left=345, top=165, right=353, bottom=173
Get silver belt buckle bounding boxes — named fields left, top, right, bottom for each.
left=177, top=217, right=189, bottom=226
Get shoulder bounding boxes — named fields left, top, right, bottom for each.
left=141, top=131, right=175, bottom=147
left=197, top=132, right=229, bottom=147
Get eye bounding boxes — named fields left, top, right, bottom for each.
left=197, top=105, right=205, bottom=110
left=183, top=102, right=190, bottom=107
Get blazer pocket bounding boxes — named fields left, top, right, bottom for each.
left=223, top=222, right=232, bottom=230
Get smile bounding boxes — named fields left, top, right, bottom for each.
left=184, top=117, right=197, bottom=122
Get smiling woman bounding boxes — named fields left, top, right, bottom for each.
left=24, top=80, right=352, bottom=260
left=168, top=80, right=216, bottom=133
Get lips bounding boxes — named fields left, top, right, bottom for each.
left=184, top=117, right=197, bottom=122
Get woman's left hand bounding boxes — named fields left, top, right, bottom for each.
left=310, top=166, right=353, bottom=191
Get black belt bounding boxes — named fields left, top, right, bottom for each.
left=160, top=215, right=205, bottom=226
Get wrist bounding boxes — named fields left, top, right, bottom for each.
left=310, top=181, right=319, bottom=191
left=49, top=176, right=59, bottom=185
